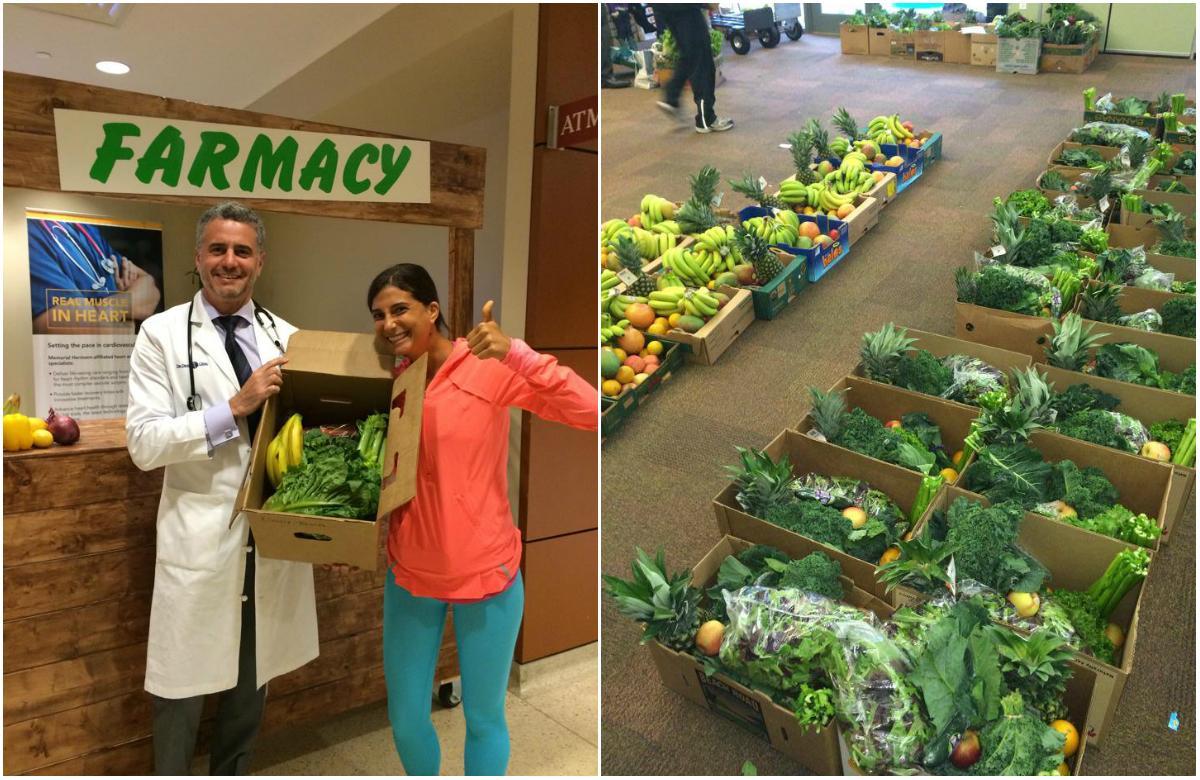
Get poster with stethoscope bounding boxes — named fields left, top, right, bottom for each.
left=26, top=210, right=164, bottom=420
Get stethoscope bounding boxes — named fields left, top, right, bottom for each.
left=42, top=221, right=119, bottom=291
left=185, top=298, right=283, bottom=411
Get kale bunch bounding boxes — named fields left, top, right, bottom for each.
left=1149, top=419, right=1188, bottom=453
left=894, top=348, right=954, bottom=396
left=774, top=552, right=845, bottom=601
left=944, top=497, right=1048, bottom=594
left=1048, top=460, right=1120, bottom=520
left=956, top=265, right=1049, bottom=316
left=1161, top=297, right=1196, bottom=338
left=1158, top=364, right=1196, bottom=395
left=1054, top=409, right=1150, bottom=454
left=971, top=692, right=1067, bottom=775
left=1092, top=343, right=1161, bottom=387
left=1050, top=383, right=1120, bottom=418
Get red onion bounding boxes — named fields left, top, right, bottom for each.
left=45, top=408, right=80, bottom=445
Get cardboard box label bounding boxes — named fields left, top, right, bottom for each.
left=696, top=670, right=769, bottom=737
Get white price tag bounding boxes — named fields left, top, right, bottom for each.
left=946, top=557, right=957, bottom=598
left=990, top=244, right=1006, bottom=258
left=1099, top=195, right=1111, bottom=212
left=604, top=287, right=618, bottom=300
left=617, top=269, right=638, bottom=286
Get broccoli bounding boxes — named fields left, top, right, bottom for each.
left=894, top=349, right=954, bottom=396
left=971, top=692, right=1067, bottom=776
left=1051, top=383, right=1120, bottom=418
left=1054, top=409, right=1143, bottom=453
left=1049, top=460, right=1120, bottom=520
left=944, top=497, right=1047, bottom=593
left=1161, top=297, right=1196, bottom=338
left=1149, top=419, right=1187, bottom=453
left=775, top=551, right=844, bottom=601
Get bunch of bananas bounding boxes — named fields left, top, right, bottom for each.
left=600, top=313, right=630, bottom=344
left=693, top=225, right=735, bottom=258
left=866, top=114, right=914, bottom=147
left=830, top=136, right=853, bottom=158
left=639, top=194, right=676, bottom=229
left=601, top=218, right=632, bottom=245
left=632, top=226, right=676, bottom=259
left=660, top=246, right=711, bottom=287
left=265, top=413, right=304, bottom=489
left=657, top=270, right=686, bottom=290
left=649, top=220, right=681, bottom=235
left=607, top=292, right=643, bottom=320
left=743, top=215, right=799, bottom=247
left=825, top=152, right=875, bottom=195
left=646, top=286, right=720, bottom=319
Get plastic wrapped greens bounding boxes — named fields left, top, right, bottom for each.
left=791, top=474, right=908, bottom=529
left=1069, top=121, right=1153, bottom=148
left=940, top=354, right=1005, bottom=405
left=1132, top=267, right=1174, bottom=291
left=1116, top=308, right=1164, bottom=332
left=721, top=587, right=930, bottom=775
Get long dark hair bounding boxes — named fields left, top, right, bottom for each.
left=367, top=264, right=448, bottom=333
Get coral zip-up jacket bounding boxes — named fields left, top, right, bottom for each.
left=388, top=337, right=596, bottom=601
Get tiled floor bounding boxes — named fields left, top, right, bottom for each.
left=189, top=642, right=597, bottom=775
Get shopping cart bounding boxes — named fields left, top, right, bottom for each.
left=711, top=4, right=803, bottom=55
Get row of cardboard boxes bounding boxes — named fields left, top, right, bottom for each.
left=642, top=327, right=1191, bottom=773
left=838, top=22, right=1101, bottom=75
left=601, top=136, right=939, bottom=438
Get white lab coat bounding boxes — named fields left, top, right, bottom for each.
left=127, top=290, right=318, bottom=699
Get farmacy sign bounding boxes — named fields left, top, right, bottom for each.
left=53, top=109, right=431, bottom=203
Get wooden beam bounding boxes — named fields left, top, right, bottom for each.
left=448, top=228, right=476, bottom=337
left=4, top=73, right=487, bottom=229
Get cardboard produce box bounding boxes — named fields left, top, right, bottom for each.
left=1123, top=185, right=1196, bottom=218
left=1108, top=220, right=1196, bottom=268
left=852, top=326, right=1034, bottom=408
left=1040, top=34, right=1101, bottom=74
left=659, top=285, right=754, bottom=365
left=867, top=26, right=892, bottom=56
left=889, top=30, right=915, bottom=59
left=712, top=428, right=927, bottom=600
left=899, top=486, right=1147, bottom=746
left=913, top=30, right=944, bottom=61
left=237, top=332, right=426, bottom=571
left=971, top=41, right=997, bottom=66
left=866, top=170, right=898, bottom=205
left=839, top=22, right=870, bottom=55
left=1035, top=363, right=1195, bottom=542
left=942, top=29, right=974, bottom=64
left=646, top=535, right=895, bottom=775
left=794, top=375, right=979, bottom=479
left=996, top=36, right=1041, bottom=74
left=1046, top=141, right=1121, bottom=172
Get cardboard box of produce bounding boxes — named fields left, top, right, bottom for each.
left=237, top=331, right=426, bottom=571
left=890, top=34, right=915, bottom=59
left=877, top=141, right=924, bottom=193
left=852, top=326, right=1034, bottom=408
left=866, top=170, right=898, bottom=205
left=916, top=130, right=943, bottom=169
left=1108, top=220, right=1196, bottom=267
left=971, top=41, right=997, bottom=66
left=1124, top=184, right=1196, bottom=218
left=601, top=337, right=684, bottom=439
left=899, top=486, right=1145, bottom=746
left=1045, top=141, right=1121, bottom=172
left=1035, top=363, right=1195, bottom=542
left=712, top=428, right=926, bottom=600
left=1145, top=170, right=1198, bottom=194
left=1112, top=284, right=1196, bottom=320
left=744, top=249, right=807, bottom=321
left=843, top=194, right=880, bottom=238
left=647, top=535, right=894, bottom=775
left=1083, top=108, right=1161, bottom=136
left=942, top=28, right=973, bottom=64
left=1040, top=34, right=1100, bottom=74
left=996, top=36, right=1041, bottom=75
left=1037, top=165, right=1096, bottom=207
left=867, top=26, right=892, bottom=56
left=839, top=22, right=870, bottom=55
left=794, top=375, right=979, bottom=479
left=913, top=29, right=944, bottom=61
left=1116, top=192, right=1198, bottom=234
left=659, top=285, right=754, bottom=365
left=837, top=660, right=1094, bottom=774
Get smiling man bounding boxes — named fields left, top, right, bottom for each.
left=125, top=201, right=318, bottom=775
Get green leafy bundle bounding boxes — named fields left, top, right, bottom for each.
left=943, top=497, right=1048, bottom=594
left=1005, top=189, right=1051, bottom=218
left=1050, top=547, right=1150, bottom=664
left=263, top=420, right=386, bottom=519
left=1161, top=297, right=1196, bottom=337
left=972, top=691, right=1066, bottom=775
left=602, top=548, right=701, bottom=651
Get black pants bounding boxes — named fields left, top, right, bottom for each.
left=655, top=5, right=717, bottom=125
left=152, top=537, right=266, bottom=775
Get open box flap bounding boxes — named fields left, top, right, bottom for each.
left=284, top=330, right=394, bottom=378
left=378, top=352, right=427, bottom=518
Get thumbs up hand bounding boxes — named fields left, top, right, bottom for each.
left=466, top=300, right=510, bottom=361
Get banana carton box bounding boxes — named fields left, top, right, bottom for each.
left=236, top=330, right=426, bottom=571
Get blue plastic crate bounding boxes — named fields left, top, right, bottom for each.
left=737, top=206, right=851, bottom=283
left=875, top=142, right=924, bottom=193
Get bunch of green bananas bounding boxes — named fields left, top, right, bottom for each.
left=607, top=292, right=643, bottom=320
left=600, top=268, right=620, bottom=293
left=601, top=218, right=632, bottom=246
left=632, top=226, right=676, bottom=259
left=830, top=136, right=853, bottom=157
left=265, top=413, right=304, bottom=489
left=649, top=220, right=681, bottom=235
left=866, top=114, right=914, bottom=147
left=661, top=246, right=710, bottom=287
left=693, top=225, right=734, bottom=257
left=743, top=215, right=799, bottom=247
left=680, top=287, right=722, bottom=319
left=648, top=286, right=689, bottom=316
left=815, top=185, right=859, bottom=211
left=639, top=194, right=676, bottom=228
left=600, top=313, right=630, bottom=344
left=657, top=271, right=686, bottom=290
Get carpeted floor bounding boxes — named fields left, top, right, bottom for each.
left=600, top=32, right=1196, bottom=776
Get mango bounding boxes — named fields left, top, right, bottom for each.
left=677, top=315, right=705, bottom=334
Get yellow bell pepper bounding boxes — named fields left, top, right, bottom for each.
left=3, top=413, right=33, bottom=451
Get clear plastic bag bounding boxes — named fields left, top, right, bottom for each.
left=721, top=586, right=930, bottom=775
left=1132, top=266, right=1174, bottom=291
left=1069, top=121, right=1153, bottom=148
left=791, top=473, right=906, bottom=527
left=1116, top=308, right=1164, bottom=332
left=940, top=354, right=1005, bottom=405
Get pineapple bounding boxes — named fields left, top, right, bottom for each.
left=614, top=234, right=656, bottom=297
left=808, top=387, right=846, bottom=441
left=1078, top=282, right=1122, bottom=323
left=1046, top=313, right=1108, bottom=371
left=955, top=266, right=978, bottom=305
left=726, top=446, right=795, bottom=518
left=860, top=324, right=917, bottom=382
left=601, top=548, right=701, bottom=652
left=729, top=174, right=784, bottom=211
left=787, top=131, right=820, bottom=185
left=677, top=164, right=723, bottom=235
left=1081, top=169, right=1114, bottom=203
left=806, top=118, right=835, bottom=161
left=734, top=225, right=782, bottom=284
left=832, top=106, right=861, bottom=141
left=974, top=367, right=1054, bottom=446
left=1124, top=135, right=1155, bottom=169
left=689, top=165, right=721, bottom=209
left=990, top=197, right=1026, bottom=258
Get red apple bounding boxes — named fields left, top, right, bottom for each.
left=829, top=229, right=840, bottom=241
left=902, top=120, right=914, bottom=131
left=884, top=420, right=902, bottom=429
left=950, top=730, right=981, bottom=769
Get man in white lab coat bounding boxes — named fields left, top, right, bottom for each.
left=126, top=201, right=318, bottom=774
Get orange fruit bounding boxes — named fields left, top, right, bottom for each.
left=940, top=467, right=959, bottom=483
left=952, top=450, right=965, bottom=468
left=836, top=203, right=854, bottom=219
left=616, top=366, right=635, bottom=385
left=601, top=380, right=622, bottom=397
left=646, top=340, right=663, bottom=356
left=668, top=313, right=682, bottom=329
left=1050, top=720, right=1079, bottom=758
left=879, top=546, right=901, bottom=566
left=613, top=348, right=627, bottom=362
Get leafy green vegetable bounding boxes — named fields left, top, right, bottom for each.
left=263, top=426, right=382, bottom=519
left=1161, top=297, right=1196, bottom=337
left=1054, top=409, right=1149, bottom=453
left=1149, top=419, right=1187, bottom=452
left=990, top=628, right=1075, bottom=723
left=1063, top=504, right=1161, bottom=548
left=1093, top=342, right=1162, bottom=386
left=1051, top=383, right=1120, bottom=418
left=972, top=691, right=1066, bottom=775
left=1048, top=459, right=1120, bottom=520
left=895, top=348, right=954, bottom=396
left=1040, top=170, right=1072, bottom=191
left=944, top=497, right=1047, bottom=594
left=765, top=551, right=844, bottom=601
left=1079, top=227, right=1108, bottom=253
left=1005, top=189, right=1051, bottom=218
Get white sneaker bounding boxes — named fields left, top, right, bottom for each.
left=656, top=100, right=690, bottom=128
left=695, top=116, right=734, bottom=134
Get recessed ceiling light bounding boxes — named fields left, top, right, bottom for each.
left=35, top=51, right=52, bottom=60
left=96, top=60, right=130, bottom=75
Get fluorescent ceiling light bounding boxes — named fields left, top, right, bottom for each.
left=96, top=60, right=130, bottom=75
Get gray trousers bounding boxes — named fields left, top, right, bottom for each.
left=153, top=539, right=266, bottom=775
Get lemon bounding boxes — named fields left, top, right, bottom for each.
left=29, top=418, right=48, bottom=432
left=668, top=313, right=682, bottom=329
left=646, top=341, right=663, bottom=356
left=939, top=467, right=958, bottom=482
left=1050, top=721, right=1079, bottom=758
left=32, top=429, right=54, bottom=448
left=600, top=380, right=622, bottom=397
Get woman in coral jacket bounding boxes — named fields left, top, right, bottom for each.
left=365, top=263, right=596, bottom=776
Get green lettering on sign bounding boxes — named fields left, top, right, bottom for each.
left=376, top=144, right=412, bottom=195
left=240, top=134, right=298, bottom=192
left=89, top=123, right=140, bottom=183
left=187, top=131, right=240, bottom=190
left=342, top=143, right=380, bottom=195
left=298, top=139, right=338, bottom=194
left=135, top=125, right=185, bottom=186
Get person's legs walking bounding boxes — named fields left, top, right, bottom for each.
left=383, top=575, right=449, bottom=775
left=152, top=694, right=206, bottom=775
left=672, top=7, right=721, bottom=130
left=453, top=573, right=525, bottom=776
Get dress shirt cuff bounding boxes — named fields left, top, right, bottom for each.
left=203, top=402, right=240, bottom=452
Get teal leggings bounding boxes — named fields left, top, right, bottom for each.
left=382, top=572, right=524, bottom=775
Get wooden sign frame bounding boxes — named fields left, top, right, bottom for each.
left=4, top=72, right=487, bottom=336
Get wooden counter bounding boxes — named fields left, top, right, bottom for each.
left=3, top=419, right=457, bottom=775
